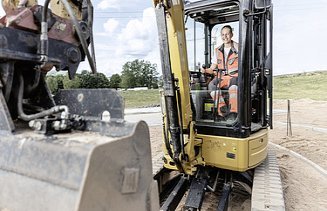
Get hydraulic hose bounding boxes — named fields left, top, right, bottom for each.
left=59, top=0, right=97, bottom=73
left=25, top=71, right=41, bottom=93
left=41, top=0, right=97, bottom=73
left=154, top=3, right=183, bottom=172
left=17, top=74, right=68, bottom=121
left=40, top=0, right=51, bottom=63
left=163, top=120, right=174, bottom=161
left=176, top=88, right=185, bottom=158
left=86, top=0, right=97, bottom=68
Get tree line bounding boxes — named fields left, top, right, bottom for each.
left=46, top=59, right=160, bottom=94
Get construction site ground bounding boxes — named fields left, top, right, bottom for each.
left=148, top=99, right=327, bottom=210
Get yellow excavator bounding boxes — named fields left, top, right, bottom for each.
left=153, top=0, right=284, bottom=210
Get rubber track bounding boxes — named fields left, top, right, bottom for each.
left=251, top=150, right=285, bottom=211
left=152, top=150, right=285, bottom=210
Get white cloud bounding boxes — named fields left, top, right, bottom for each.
left=97, top=0, right=120, bottom=10
left=116, top=7, right=157, bottom=57
left=86, top=7, right=160, bottom=76
left=103, top=18, right=119, bottom=34
left=91, top=0, right=327, bottom=77
left=97, top=0, right=145, bottom=10
left=94, top=32, right=110, bottom=36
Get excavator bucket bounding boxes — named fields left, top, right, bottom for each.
left=0, top=121, right=159, bottom=211
left=0, top=1, right=159, bottom=209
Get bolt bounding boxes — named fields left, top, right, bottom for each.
left=52, top=121, right=60, bottom=130
left=67, top=47, right=80, bottom=63
left=29, top=120, right=42, bottom=131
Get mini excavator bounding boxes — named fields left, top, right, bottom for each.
left=153, top=0, right=285, bottom=210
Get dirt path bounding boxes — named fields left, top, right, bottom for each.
left=276, top=150, right=327, bottom=210
left=149, top=99, right=327, bottom=210
left=271, top=99, right=327, bottom=210
left=272, top=99, right=327, bottom=169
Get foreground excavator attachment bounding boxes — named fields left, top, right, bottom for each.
left=0, top=1, right=159, bottom=209
left=0, top=0, right=159, bottom=210
left=0, top=121, right=159, bottom=211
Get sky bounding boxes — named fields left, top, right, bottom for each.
left=1, top=0, right=327, bottom=76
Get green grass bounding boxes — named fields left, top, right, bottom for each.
left=120, top=71, right=327, bottom=108
left=274, top=71, right=327, bottom=100
left=119, top=89, right=161, bottom=108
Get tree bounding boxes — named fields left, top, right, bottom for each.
left=121, top=59, right=159, bottom=89
left=56, top=74, right=65, bottom=90
left=63, top=74, right=81, bottom=89
left=109, top=74, right=121, bottom=89
left=46, top=75, right=58, bottom=94
left=79, top=71, right=110, bottom=89
left=120, top=62, right=138, bottom=89
left=46, top=71, right=111, bottom=93
left=45, top=74, right=65, bottom=94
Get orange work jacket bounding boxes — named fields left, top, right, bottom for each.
left=215, top=41, right=238, bottom=75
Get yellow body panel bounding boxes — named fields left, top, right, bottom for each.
left=197, top=129, right=268, bottom=172
left=162, top=128, right=268, bottom=172
left=248, top=131, right=268, bottom=167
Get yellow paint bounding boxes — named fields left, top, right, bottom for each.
left=50, top=0, right=82, bottom=20
left=154, top=0, right=268, bottom=175
left=162, top=128, right=268, bottom=173
left=165, top=1, right=193, bottom=130
left=204, top=102, right=214, bottom=112
left=155, top=0, right=197, bottom=175
left=199, top=129, right=268, bottom=172
left=2, top=0, right=37, bottom=13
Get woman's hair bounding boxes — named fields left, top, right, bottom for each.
left=221, top=25, right=233, bottom=34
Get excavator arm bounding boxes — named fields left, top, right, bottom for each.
left=153, top=0, right=198, bottom=175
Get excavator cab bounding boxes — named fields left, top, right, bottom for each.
left=186, top=0, right=273, bottom=138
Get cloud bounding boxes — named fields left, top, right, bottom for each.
left=103, top=18, right=119, bottom=34
left=116, top=7, right=157, bottom=57
left=96, top=0, right=144, bottom=10
left=77, top=0, right=327, bottom=77
left=87, top=7, right=160, bottom=76
left=97, top=0, right=120, bottom=10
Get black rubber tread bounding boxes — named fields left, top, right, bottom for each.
left=251, top=150, right=285, bottom=211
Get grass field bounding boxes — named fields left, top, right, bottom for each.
left=121, top=71, right=327, bottom=108
left=273, top=71, right=327, bottom=101
left=119, top=89, right=161, bottom=108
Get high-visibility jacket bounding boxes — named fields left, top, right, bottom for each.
left=211, top=41, right=239, bottom=116
left=214, top=41, right=238, bottom=75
